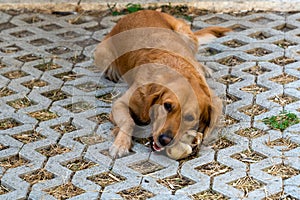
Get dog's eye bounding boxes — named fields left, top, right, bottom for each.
left=184, top=115, right=195, bottom=122
left=164, top=102, right=172, bottom=112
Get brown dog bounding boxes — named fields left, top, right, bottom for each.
left=94, top=10, right=231, bottom=158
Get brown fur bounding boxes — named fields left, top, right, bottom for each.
left=94, top=10, right=231, bottom=158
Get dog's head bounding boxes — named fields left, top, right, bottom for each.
left=128, top=69, right=221, bottom=153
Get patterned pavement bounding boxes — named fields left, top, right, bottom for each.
left=0, top=8, right=300, bottom=200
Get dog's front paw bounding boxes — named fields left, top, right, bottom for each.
left=109, top=131, right=132, bottom=158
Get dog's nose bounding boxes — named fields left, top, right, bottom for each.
left=158, top=133, right=173, bottom=146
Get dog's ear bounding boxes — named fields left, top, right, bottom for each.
left=198, top=94, right=222, bottom=138
left=129, top=83, right=163, bottom=125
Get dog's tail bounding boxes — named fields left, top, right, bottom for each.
left=194, top=26, right=232, bottom=45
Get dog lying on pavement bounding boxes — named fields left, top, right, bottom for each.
left=94, top=10, right=231, bottom=159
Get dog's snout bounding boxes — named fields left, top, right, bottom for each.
left=158, top=132, right=173, bottom=146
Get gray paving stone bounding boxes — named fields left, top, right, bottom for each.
left=1, top=7, right=300, bottom=200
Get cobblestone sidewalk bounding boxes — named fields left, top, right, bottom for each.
left=0, top=8, right=300, bottom=200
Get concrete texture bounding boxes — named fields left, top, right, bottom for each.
left=0, top=4, right=300, bottom=200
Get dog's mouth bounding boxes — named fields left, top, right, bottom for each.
left=152, top=142, right=164, bottom=152
left=150, top=137, right=165, bottom=152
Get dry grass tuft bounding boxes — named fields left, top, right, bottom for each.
left=42, top=89, right=70, bottom=101
left=235, top=127, right=266, bottom=138
left=0, top=184, right=10, bottom=195
left=268, top=94, right=297, bottom=106
left=157, top=174, right=195, bottom=193
left=0, top=87, right=15, bottom=97
left=64, top=159, right=98, bottom=171
left=29, top=109, right=58, bottom=122
left=239, top=104, right=268, bottom=117
left=76, top=82, right=102, bottom=92
left=264, top=163, right=300, bottom=180
left=88, top=113, right=110, bottom=124
left=230, top=176, right=264, bottom=196
left=54, top=71, right=82, bottom=81
left=241, top=84, right=268, bottom=95
left=34, top=61, right=61, bottom=71
left=12, top=130, right=45, bottom=144
left=22, top=79, right=48, bottom=89
left=218, top=75, right=242, bottom=85
left=45, top=182, right=85, bottom=199
left=270, top=73, right=298, bottom=85
left=192, top=189, right=229, bottom=200
left=37, top=144, right=71, bottom=157
left=21, top=168, right=54, bottom=185
left=117, top=186, right=154, bottom=200
left=264, top=191, right=298, bottom=200
left=75, top=134, right=105, bottom=145
left=222, top=115, right=239, bottom=126
left=218, top=56, right=245, bottom=66
left=128, top=160, right=164, bottom=175
left=7, top=97, right=36, bottom=110
left=266, top=138, right=299, bottom=152
left=51, top=122, right=78, bottom=134
left=243, top=65, right=270, bottom=76
left=195, top=161, right=232, bottom=177
left=88, top=172, right=126, bottom=187
left=246, top=48, right=271, bottom=57
left=3, top=70, right=28, bottom=79
left=270, top=56, right=295, bottom=66
left=0, top=118, right=22, bottom=130
left=96, top=92, right=120, bottom=103
left=231, top=149, right=267, bottom=163
left=63, top=102, right=94, bottom=113
left=212, top=137, right=235, bottom=150
left=0, top=155, right=29, bottom=170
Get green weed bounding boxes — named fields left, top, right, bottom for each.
left=262, top=110, right=300, bottom=131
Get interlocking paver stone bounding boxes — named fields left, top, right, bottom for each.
left=0, top=5, right=300, bottom=200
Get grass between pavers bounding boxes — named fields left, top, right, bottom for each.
left=262, top=110, right=300, bottom=131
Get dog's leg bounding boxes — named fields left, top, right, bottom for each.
left=109, top=92, right=135, bottom=158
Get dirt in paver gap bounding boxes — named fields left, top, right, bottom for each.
left=22, top=79, right=48, bottom=89
left=44, top=182, right=85, bottom=199
left=12, top=130, right=46, bottom=144
left=0, top=143, right=8, bottom=151
left=96, top=92, right=121, bottom=103
left=34, top=61, right=62, bottom=71
left=192, top=189, right=229, bottom=200
left=264, top=163, right=300, bottom=180
left=157, top=174, right=196, bottom=194
left=0, top=155, right=29, bottom=171
left=235, top=127, right=266, bottom=138
left=7, top=97, right=36, bottom=110
left=246, top=48, right=271, bottom=57
left=263, top=191, right=299, bottom=200
left=37, top=144, right=71, bottom=157
left=41, top=89, right=70, bottom=101
left=266, top=138, right=299, bottom=151
left=0, top=118, right=22, bottom=130
left=53, top=71, right=82, bottom=81
left=2, top=70, right=28, bottom=79
left=21, top=169, right=55, bottom=185
left=231, top=149, right=267, bottom=163
left=268, top=94, right=298, bottom=106
left=274, top=39, right=298, bottom=49
left=75, top=133, right=106, bottom=145
left=88, top=171, right=126, bottom=187
left=51, top=121, right=78, bottom=134
left=0, top=185, right=10, bottom=195
left=243, top=65, right=270, bottom=76
left=88, top=113, right=110, bottom=124
left=29, top=109, right=58, bottom=122
left=270, top=73, right=299, bottom=85
left=0, top=87, right=15, bottom=97
left=63, top=159, right=98, bottom=172
left=229, top=176, right=265, bottom=197
left=128, top=160, right=165, bottom=175
left=117, top=186, right=155, bottom=200
left=195, top=161, right=232, bottom=177
left=239, top=104, right=268, bottom=117
left=270, top=56, right=296, bottom=66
